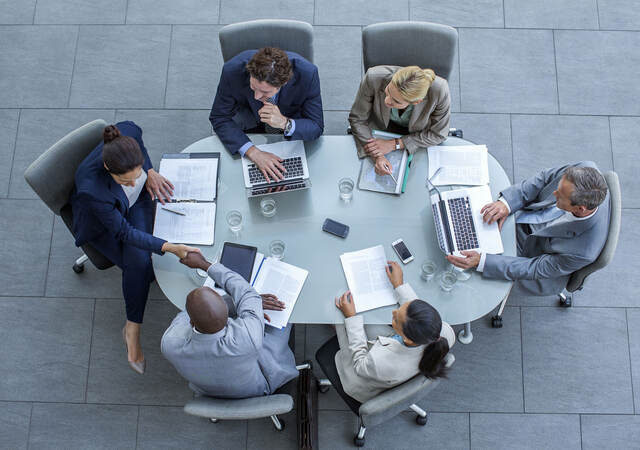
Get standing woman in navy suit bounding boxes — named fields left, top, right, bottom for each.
left=70, top=121, right=199, bottom=375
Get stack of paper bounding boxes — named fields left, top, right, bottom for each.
left=340, top=245, right=396, bottom=313
left=427, top=144, right=489, bottom=186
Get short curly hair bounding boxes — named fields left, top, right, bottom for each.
left=246, top=47, right=292, bottom=88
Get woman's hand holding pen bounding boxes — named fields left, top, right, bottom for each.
left=374, top=156, right=393, bottom=176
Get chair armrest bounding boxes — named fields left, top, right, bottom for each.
left=184, top=394, right=293, bottom=420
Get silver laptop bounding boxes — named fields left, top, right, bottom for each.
left=430, top=185, right=504, bottom=255
left=241, top=140, right=311, bottom=198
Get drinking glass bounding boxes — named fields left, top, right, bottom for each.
left=420, top=260, right=438, bottom=281
left=190, top=268, right=208, bottom=286
left=338, top=177, right=354, bottom=202
left=269, top=239, right=285, bottom=260
left=226, top=210, right=243, bottom=235
left=439, top=269, right=457, bottom=292
left=452, top=264, right=472, bottom=281
left=260, top=197, right=277, bottom=217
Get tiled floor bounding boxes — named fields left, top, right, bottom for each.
left=1, top=1, right=638, bottom=448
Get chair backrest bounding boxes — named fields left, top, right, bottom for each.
left=362, top=21, right=458, bottom=80
left=219, top=19, right=314, bottom=63
left=566, top=171, right=622, bottom=292
left=24, top=119, right=107, bottom=216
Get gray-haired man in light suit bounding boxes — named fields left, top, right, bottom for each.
left=448, top=161, right=610, bottom=296
left=161, top=252, right=298, bottom=399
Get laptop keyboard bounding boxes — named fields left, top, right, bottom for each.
left=447, top=197, right=479, bottom=251
left=248, top=156, right=304, bottom=184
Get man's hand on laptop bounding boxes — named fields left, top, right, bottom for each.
left=374, top=155, right=393, bottom=176
left=447, top=251, right=480, bottom=269
left=245, top=146, right=286, bottom=182
left=481, top=201, right=509, bottom=231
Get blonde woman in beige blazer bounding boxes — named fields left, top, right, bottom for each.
left=349, top=65, right=451, bottom=177
left=333, top=261, right=455, bottom=403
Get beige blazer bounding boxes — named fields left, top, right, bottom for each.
left=348, top=65, right=451, bottom=158
left=334, top=283, right=455, bottom=403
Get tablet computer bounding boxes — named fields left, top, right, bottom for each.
left=219, top=242, right=258, bottom=283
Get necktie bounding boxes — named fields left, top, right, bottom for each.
left=516, top=205, right=565, bottom=224
left=264, top=97, right=281, bottom=134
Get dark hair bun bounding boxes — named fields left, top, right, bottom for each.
left=103, top=125, right=121, bottom=143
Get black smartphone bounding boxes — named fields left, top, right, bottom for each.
left=322, top=218, right=349, bottom=238
left=219, top=242, right=258, bottom=283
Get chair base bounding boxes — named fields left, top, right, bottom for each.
left=72, top=254, right=89, bottom=273
left=491, top=315, right=503, bottom=328
left=558, top=291, right=572, bottom=307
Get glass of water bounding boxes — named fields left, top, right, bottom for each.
left=226, top=210, right=243, bottom=236
left=260, top=197, right=277, bottom=217
left=452, top=264, right=472, bottom=281
left=420, top=260, right=438, bottom=281
left=338, top=177, right=354, bottom=202
left=269, top=239, right=285, bottom=260
left=439, top=269, right=457, bottom=292
left=190, top=267, right=208, bottom=286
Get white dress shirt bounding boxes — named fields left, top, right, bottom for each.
left=120, top=170, right=147, bottom=208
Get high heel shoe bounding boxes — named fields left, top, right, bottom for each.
left=122, top=326, right=146, bottom=375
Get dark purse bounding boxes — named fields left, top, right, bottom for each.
left=296, top=364, right=318, bottom=449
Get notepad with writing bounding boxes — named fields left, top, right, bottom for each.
left=357, top=130, right=409, bottom=195
left=152, top=153, right=220, bottom=245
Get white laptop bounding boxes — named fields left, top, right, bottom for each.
left=241, top=140, right=311, bottom=198
left=430, top=185, right=504, bottom=255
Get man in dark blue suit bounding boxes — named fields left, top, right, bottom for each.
left=209, top=47, right=323, bottom=182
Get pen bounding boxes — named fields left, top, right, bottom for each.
left=161, top=207, right=186, bottom=216
left=389, top=172, right=398, bottom=184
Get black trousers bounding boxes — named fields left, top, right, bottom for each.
left=315, top=335, right=362, bottom=415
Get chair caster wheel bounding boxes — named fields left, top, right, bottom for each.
left=317, top=384, right=330, bottom=394
left=558, top=293, right=572, bottom=307
left=354, top=436, right=365, bottom=447
left=274, top=419, right=285, bottom=431
left=416, top=414, right=428, bottom=425
left=491, top=315, right=503, bottom=328
left=72, top=263, right=84, bottom=274
left=209, top=418, right=218, bottom=423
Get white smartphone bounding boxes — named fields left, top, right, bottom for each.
left=392, top=239, right=414, bottom=264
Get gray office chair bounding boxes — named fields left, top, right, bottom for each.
left=24, top=119, right=114, bottom=273
left=491, top=171, right=622, bottom=327
left=362, top=21, right=458, bottom=79
left=218, top=19, right=314, bottom=63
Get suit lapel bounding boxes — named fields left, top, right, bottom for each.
left=108, top=176, right=129, bottom=213
left=276, top=70, right=298, bottom=109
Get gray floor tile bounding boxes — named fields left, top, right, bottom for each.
left=86, top=299, right=192, bottom=405
left=556, top=31, right=640, bottom=115
left=165, top=25, right=222, bottom=109
left=424, top=308, right=525, bottom=413
left=29, top=403, right=137, bottom=450
left=0, top=199, right=53, bottom=296
left=219, top=0, right=313, bottom=24
left=511, top=114, right=612, bottom=182
left=504, top=282, right=567, bottom=307
left=10, top=108, right=115, bottom=199
left=0, top=297, right=92, bottom=402
left=127, top=0, right=219, bottom=24
left=69, top=25, right=171, bottom=108
left=364, top=412, right=470, bottom=450
left=610, top=116, right=640, bottom=208
left=34, top=0, right=126, bottom=24
left=459, top=29, right=558, bottom=114
left=0, top=109, right=19, bottom=197
left=247, top=410, right=297, bottom=450
left=522, top=307, right=633, bottom=413
left=0, top=26, right=77, bottom=107
left=318, top=410, right=357, bottom=450
left=323, top=111, right=349, bottom=136
left=450, top=113, right=513, bottom=181
left=294, top=323, right=306, bottom=362
left=314, top=26, right=361, bottom=111
left=315, top=0, right=408, bottom=26
left=114, top=110, right=212, bottom=167
left=471, top=413, right=581, bottom=450
left=504, top=0, right=598, bottom=29
left=0, top=0, right=36, bottom=24
left=138, top=406, right=247, bottom=450
left=45, top=216, right=166, bottom=300
left=597, top=0, right=640, bottom=31
left=627, top=309, right=640, bottom=412
left=581, top=414, right=640, bottom=450
left=410, top=0, right=504, bottom=28
left=570, top=210, right=640, bottom=308
left=0, top=402, right=31, bottom=450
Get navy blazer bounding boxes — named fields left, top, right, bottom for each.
left=209, top=50, right=324, bottom=154
left=70, top=121, right=165, bottom=254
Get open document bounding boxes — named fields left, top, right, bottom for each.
left=158, top=157, right=218, bottom=201
left=427, top=145, right=489, bottom=186
left=358, top=130, right=408, bottom=195
left=340, top=245, right=396, bottom=313
left=153, top=202, right=216, bottom=245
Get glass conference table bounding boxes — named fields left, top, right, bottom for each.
left=152, top=134, right=516, bottom=344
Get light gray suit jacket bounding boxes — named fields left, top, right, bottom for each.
left=483, top=161, right=610, bottom=295
left=348, top=65, right=451, bottom=158
left=335, top=283, right=455, bottom=403
left=161, top=263, right=298, bottom=399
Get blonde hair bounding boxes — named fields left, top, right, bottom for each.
left=391, top=66, right=436, bottom=102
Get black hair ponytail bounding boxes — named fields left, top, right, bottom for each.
left=402, top=300, right=450, bottom=379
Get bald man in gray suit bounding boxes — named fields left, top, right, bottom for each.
left=161, top=253, right=298, bottom=398
left=448, top=161, right=610, bottom=296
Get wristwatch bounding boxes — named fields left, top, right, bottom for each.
left=394, top=138, right=401, bottom=151
left=284, top=118, right=293, bottom=134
